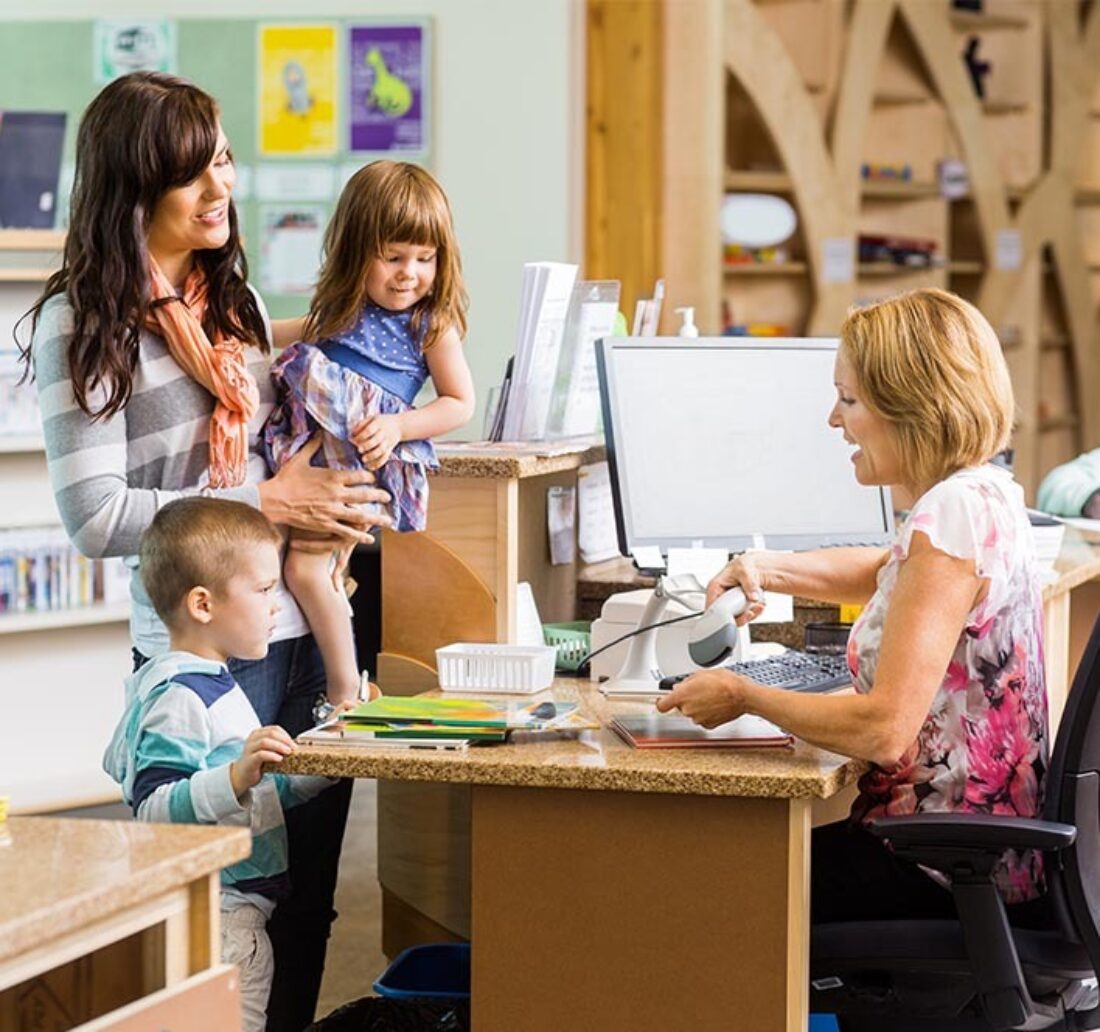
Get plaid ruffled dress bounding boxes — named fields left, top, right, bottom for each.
left=263, top=304, right=438, bottom=532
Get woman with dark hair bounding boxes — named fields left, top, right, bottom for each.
left=20, top=71, right=386, bottom=1030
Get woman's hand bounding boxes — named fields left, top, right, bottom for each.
left=259, top=436, right=392, bottom=542
left=706, top=554, right=768, bottom=624
left=655, top=668, right=748, bottom=728
left=350, top=413, right=403, bottom=470
left=271, top=315, right=308, bottom=350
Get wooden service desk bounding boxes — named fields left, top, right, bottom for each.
left=375, top=438, right=603, bottom=950
left=1041, top=523, right=1100, bottom=732
left=0, top=817, right=250, bottom=1029
left=281, top=679, right=864, bottom=1032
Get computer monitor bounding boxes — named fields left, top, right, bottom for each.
left=595, top=336, right=894, bottom=558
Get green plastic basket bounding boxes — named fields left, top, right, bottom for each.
left=542, top=621, right=592, bottom=673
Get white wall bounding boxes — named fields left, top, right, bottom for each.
left=5, top=0, right=585, bottom=434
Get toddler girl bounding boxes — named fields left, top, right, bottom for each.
left=264, top=160, right=474, bottom=706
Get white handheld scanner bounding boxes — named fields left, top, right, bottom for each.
left=687, top=587, right=749, bottom=667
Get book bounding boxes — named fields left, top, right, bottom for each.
left=500, top=262, right=579, bottom=441
left=298, top=722, right=472, bottom=750
left=610, top=713, right=794, bottom=749
left=338, top=696, right=599, bottom=734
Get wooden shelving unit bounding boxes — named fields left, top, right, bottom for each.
left=0, top=602, right=130, bottom=637
left=586, top=0, right=1100, bottom=501
left=0, top=226, right=133, bottom=811
left=0, top=229, right=64, bottom=285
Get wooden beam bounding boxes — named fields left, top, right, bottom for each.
left=586, top=1, right=664, bottom=316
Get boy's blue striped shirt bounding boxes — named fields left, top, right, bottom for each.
left=103, top=651, right=331, bottom=908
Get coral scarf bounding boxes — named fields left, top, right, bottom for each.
left=146, top=259, right=260, bottom=488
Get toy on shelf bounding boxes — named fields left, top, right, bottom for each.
left=723, top=243, right=790, bottom=266
left=860, top=162, right=912, bottom=182
left=858, top=233, right=941, bottom=268
left=720, top=301, right=789, bottom=338
left=963, top=36, right=992, bottom=100
left=724, top=323, right=791, bottom=337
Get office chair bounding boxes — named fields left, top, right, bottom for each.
left=810, top=614, right=1100, bottom=1032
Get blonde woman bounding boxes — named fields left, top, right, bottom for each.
left=263, top=160, right=475, bottom=709
left=659, top=288, right=1051, bottom=925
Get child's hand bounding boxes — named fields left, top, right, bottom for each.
left=352, top=413, right=403, bottom=470
left=230, top=725, right=296, bottom=799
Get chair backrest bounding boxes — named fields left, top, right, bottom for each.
left=1043, top=613, right=1100, bottom=962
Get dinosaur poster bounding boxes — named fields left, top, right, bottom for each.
left=258, top=24, right=338, bottom=156
left=348, top=22, right=430, bottom=156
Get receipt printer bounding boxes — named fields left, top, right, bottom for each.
left=589, top=589, right=701, bottom=682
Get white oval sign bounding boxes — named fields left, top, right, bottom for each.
left=721, top=193, right=798, bottom=248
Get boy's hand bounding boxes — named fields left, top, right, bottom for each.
left=351, top=413, right=402, bottom=470
left=230, top=725, right=296, bottom=799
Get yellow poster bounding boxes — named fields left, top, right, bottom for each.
left=258, top=24, right=338, bottom=156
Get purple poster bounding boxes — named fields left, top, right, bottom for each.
left=348, top=23, right=430, bottom=155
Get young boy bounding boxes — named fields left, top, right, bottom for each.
left=103, top=497, right=334, bottom=1032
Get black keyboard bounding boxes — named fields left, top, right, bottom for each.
left=659, top=650, right=852, bottom=694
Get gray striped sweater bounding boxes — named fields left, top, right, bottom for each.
left=31, top=293, right=307, bottom=656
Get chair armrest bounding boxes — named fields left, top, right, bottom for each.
left=869, top=813, right=1075, bottom=860
left=869, top=813, right=1075, bottom=1032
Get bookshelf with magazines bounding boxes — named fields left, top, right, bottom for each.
left=0, top=228, right=131, bottom=812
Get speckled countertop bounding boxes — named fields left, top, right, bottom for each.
left=279, top=679, right=865, bottom=800
left=433, top=437, right=605, bottom=479
left=0, top=818, right=250, bottom=965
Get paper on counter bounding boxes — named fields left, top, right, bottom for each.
left=515, top=582, right=544, bottom=647
left=577, top=461, right=620, bottom=564
left=547, top=485, right=576, bottom=566
left=666, top=547, right=728, bottom=585
left=1060, top=516, right=1100, bottom=533
left=630, top=546, right=665, bottom=571
left=666, top=546, right=793, bottom=624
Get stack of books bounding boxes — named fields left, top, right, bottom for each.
left=299, top=695, right=598, bottom=751
left=0, top=527, right=129, bottom=615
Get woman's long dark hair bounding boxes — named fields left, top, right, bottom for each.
left=17, top=71, right=267, bottom=419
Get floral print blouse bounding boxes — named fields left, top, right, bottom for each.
left=847, top=464, right=1049, bottom=903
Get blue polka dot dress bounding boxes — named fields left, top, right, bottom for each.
left=263, top=304, right=439, bottom=532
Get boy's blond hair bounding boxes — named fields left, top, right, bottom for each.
left=840, top=287, right=1014, bottom=491
left=139, top=498, right=282, bottom=625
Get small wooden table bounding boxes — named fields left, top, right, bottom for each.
left=0, top=817, right=250, bottom=1028
left=281, top=679, right=863, bottom=1032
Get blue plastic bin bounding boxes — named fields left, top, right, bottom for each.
left=809, top=1015, right=839, bottom=1032
left=373, top=943, right=471, bottom=1000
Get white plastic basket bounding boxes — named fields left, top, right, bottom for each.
left=435, top=643, right=558, bottom=695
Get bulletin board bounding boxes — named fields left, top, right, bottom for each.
left=0, top=18, right=432, bottom=319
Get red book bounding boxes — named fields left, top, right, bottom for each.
left=610, top=713, right=794, bottom=749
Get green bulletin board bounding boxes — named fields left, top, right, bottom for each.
left=0, top=19, right=408, bottom=319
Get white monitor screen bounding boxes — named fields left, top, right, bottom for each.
left=596, top=337, right=894, bottom=555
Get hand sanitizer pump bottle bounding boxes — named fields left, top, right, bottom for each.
left=674, top=306, right=699, bottom=338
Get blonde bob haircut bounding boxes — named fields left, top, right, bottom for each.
left=840, top=287, right=1014, bottom=491
left=305, top=160, right=468, bottom=352
left=139, top=497, right=282, bottom=627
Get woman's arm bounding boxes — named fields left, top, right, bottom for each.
left=352, top=327, right=476, bottom=468
left=34, top=315, right=388, bottom=555
left=660, top=531, right=982, bottom=766
left=707, top=546, right=889, bottom=619
left=271, top=315, right=308, bottom=350
left=33, top=317, right=267, bottom=557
